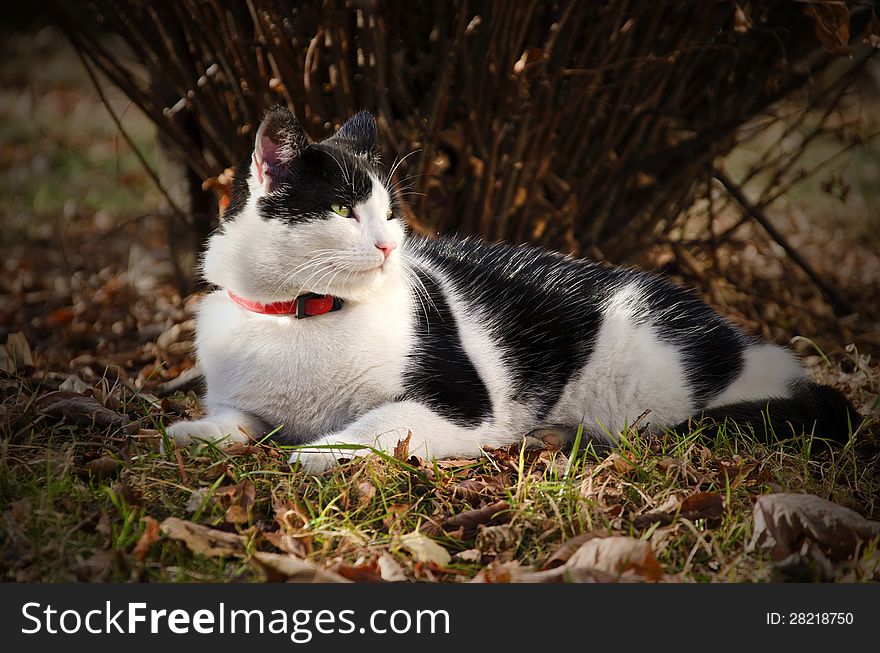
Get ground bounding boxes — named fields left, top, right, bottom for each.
left=1, top=28, right=879, bottom=583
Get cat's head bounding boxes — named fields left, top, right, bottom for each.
left=202, top=106, right=406, bottom=303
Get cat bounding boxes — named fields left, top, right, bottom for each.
left=167, top=106, right=859, bottom=472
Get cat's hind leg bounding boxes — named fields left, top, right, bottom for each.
left=288, top=400, right=509, bottom=473
left=167, top=406, right=267, bottom=446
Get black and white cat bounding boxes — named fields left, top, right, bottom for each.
left=167, top=106, right=857, bottom=472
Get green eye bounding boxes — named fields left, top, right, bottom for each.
left=331, top=203, right=351, bottom=217
left=386, top=209, right=394, bottom=220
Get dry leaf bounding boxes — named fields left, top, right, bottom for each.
left=133, top=516, right=160, bottom=562
left=216, top=479, right=255, bottom=524
left=160, top=517, right=245, bottom=558
left=804, top=2, right=851, bottom=55
left=747, top=493, right=880, bottom=561
left=567, top=536, right=664, bottom=581
left=331, top=560, right=384, bottom=583
left=252, top=552, right=350, bottom=583
left=680, top=491, right=725, bottom=521
left=444, top=500, right=509, bottom=534
left=83, top=455, right=122, bottom=480
left=378, top=553, right=409, bottom=581
left=393, top=431, right=412, bottom=460
left=541, top=533, right=598, bottom=570
left=400, top=530, right=451, bottom=567
left=37, top=391, right=138, bottom=434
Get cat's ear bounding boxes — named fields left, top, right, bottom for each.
left=324, top=111, right=380, bottom=164
left=253, top=105, right=307, bottom=191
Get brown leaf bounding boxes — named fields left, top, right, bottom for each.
left=567, top=536, right=664, bottom=582
left=217, top=479, right=256, bottom=524
left=160, top=517, right=245, bottom=558
left=680, top=491, right=725, bottom=521
left=452, top=479, right=489, bottom=505
left=597, top=452, right=637, bottom=476
left=393, top=431, right=412, bottom=460
left=804, top=2, right=851, bottom=55
left=37, top=391, right=138, bottom=434
left=747, top=493, right=880, bottom=561
left=83, top=455, right=123, bottom=480
left=541, top=533, right=598, bottom=570
left=476, top=524, right=519, bottom=556
left=132, top=516, right=160, bottom=562
left=331, top=559, right=384, bottom=583
left=444, top=500, right=510, bottom=534
left=252, top=552, right=350, bottom=583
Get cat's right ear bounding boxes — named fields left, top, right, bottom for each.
left=253, top=106, right=307, bottom=192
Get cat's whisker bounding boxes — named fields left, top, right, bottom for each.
left=385, top=148, right=421, bottom=186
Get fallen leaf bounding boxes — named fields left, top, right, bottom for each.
left=567, top=536, right=664, bottom=582
left=378, top=553, right=409, bottom=581
left=356, top=480, right=377, bottom=507
left=37, top=391, right=138, bottom=434
left=452, top=479, right=489, bottom=505
left=444, top=500, right=509, bottom=534
left=680, top=491, right=724, bottom=521
left=393, top=431, right=412, bottom=460
left=216, top=479, right=255, bottom=524
left=132, top=517, right=160, bottom=561
left=476, top=524, right=519, bottom=556
left=252, top=552, right=350, bottom=583
left=331, top=560, right=384, bottom=583
left=160, top=517, right=245, bottom=558
left=747, top=493, right=880, bottom=561
left=185, top=487, right=211, bottom=513
left=400, top=530, right=451, bottom=567
left=454, top=549, right=482, bottom=564
left=597, top=452, right=637, bottom=476
left=541, top=533, right=598, bottom=570
left=83, top=455, right=123, bottom=480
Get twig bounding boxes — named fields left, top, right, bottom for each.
left=713, top=169, right=855, bottom=317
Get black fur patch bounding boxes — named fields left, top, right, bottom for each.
left=635, top=276, right=747, bottom=407
left=408, top=238, right=605, bottom=419
left=257, top=144, right=376, bottom=224
left=403, top=267, right=493, bottom=426
left=408, top=238, right=750, bottom=418
left=675, top=380, right=860, bottom=447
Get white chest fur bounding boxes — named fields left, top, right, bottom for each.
left=194, top=281, right=413, bottom=441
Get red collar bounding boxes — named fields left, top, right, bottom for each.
left=227, top=290, right=343, bottom=318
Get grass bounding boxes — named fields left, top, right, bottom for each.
left=2, top=358, right=877, bottom=583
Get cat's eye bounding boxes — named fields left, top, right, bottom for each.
left=331, top=203, right=351, bottom=218
left=386, top=209, right=394, bottom=221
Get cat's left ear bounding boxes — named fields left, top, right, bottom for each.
left=324, top=111, right=380, bottom=164
left=253, top=105, right=308, bottom=192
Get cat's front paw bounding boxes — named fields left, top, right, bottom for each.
left=166, top=419, right=250, bottom=446
left=287, top=443, right=373, bottom=474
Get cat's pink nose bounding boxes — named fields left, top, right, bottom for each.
left=375, top=242, right=397, bottom=259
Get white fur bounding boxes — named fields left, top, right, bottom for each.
left=545, top=282, right=693, bottom=440
left=706, top=343, right=805, bottom=408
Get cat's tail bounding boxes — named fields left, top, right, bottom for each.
left=674, top=380, right=862, bottom=448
